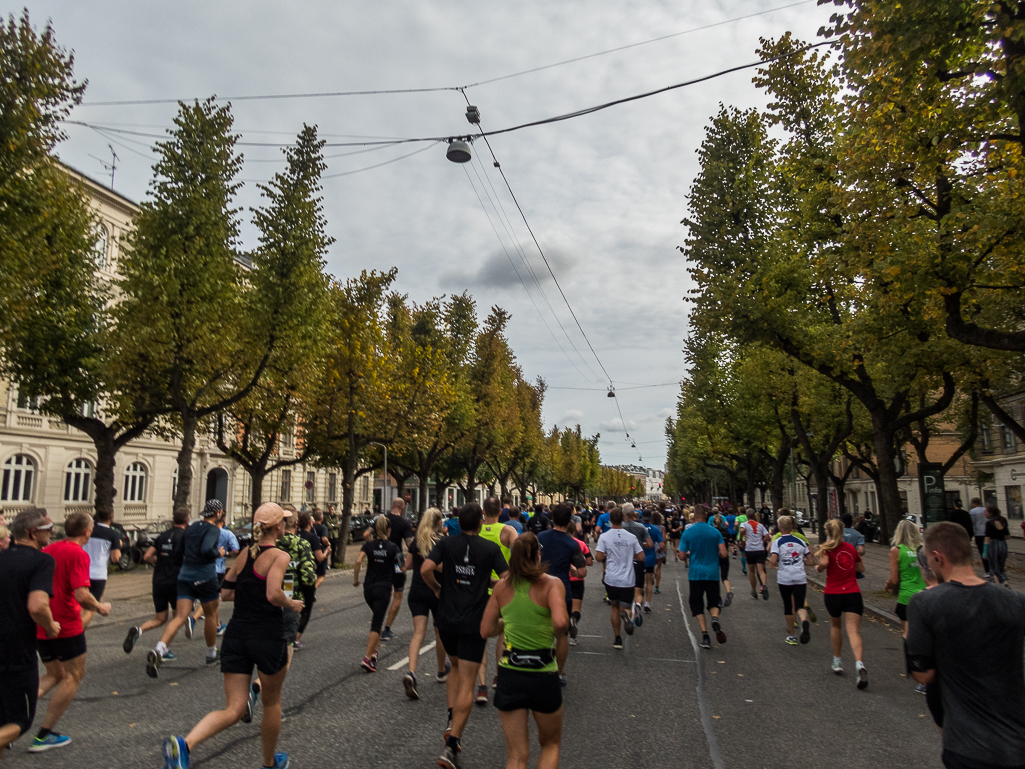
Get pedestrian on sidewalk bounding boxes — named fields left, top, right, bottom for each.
left=908, top=521, right=1025, bottom=769
left=984, top=506, right=1010, bottom=587
left=968, top=498, right=990, bottom=577
left=816, top=518, right=868, bottom=689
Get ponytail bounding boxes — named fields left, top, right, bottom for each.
left=816, top=518, right=845, bottom=557
left=249, top=521, right=268, bottom=558
left=508, top=532, right=547, bottom=585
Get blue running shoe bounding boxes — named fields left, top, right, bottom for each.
left=185, top=616, right=195, bottom=640
left=265, top=751, right=289, bottom=769
left=28, top=733, right=71, bottom=752
left=161, top=651, right=178, bottom=661
left=162, top=735, right=189, bottom=769
left=216, top=623, right=227, bottom=636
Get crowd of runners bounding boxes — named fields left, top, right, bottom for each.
left=1, top=494, right=1024, bottom=769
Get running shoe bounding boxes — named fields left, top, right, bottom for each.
left=568, top=636, right=578, bottom=646
left=124, top=626, right=142, bottom=654
left=216, top=623, right=227, bottom=637
left=267, top=752, right=289, bottom=769
left=437, top=745, right=461, bottom=769
left=559, top=675, right=567, bottom=688
left=832, top=658, right=844, bottom=675
left=741, top=560, right=747, bottom=575
left=633, top=603, right=644, bottom=627
left=491, top=676, right=497, bottom=690
left=146, top=649, right=162, bottom=679
left=361, top=655, right=377, bottom=673
left=185, top=616, right=195, bottom=640
left=760, top=584, right=768, bottom=601
left=800, top=620, right=811, bottom=645
left=242, top=681, right=261, bottom=724
left=603, top=594, right=610, bottom=605
left=613, top=636, right=624, bottom=650
left=699, top=633, right=711, bottom=650
left=161, top=651, right=178, bottom=661
left=205, top=649, right=220, bottom=666
left=751, top=588, right=758, bottom=599
left=711, top=617, right=727, bottom=645
left=915, top=683, right=927, bottom=695
left=380, top=628, right=397, bottom=641
left=437, top=660, right=451, bottom=683
left=785, top=635, right=799, bottom=646
left=162, top=736, right=189, bottom=769
left=643, top=604, right=651, bottom=615
left=28, top=733, right=71, bottom=753
left=654, top=586, right=660, bottom=594
left=620, top=610, right=634, bottom=635
left=856, top=663, right=869, bottom=690
left=724, top=591, right=733, bottom=608
left=475, top=684, right=488, bottom=705
left=292, top=640, right=305, bottom=651
left=568, top=615, right=578, bottom=640
left=403, top=672, right=419, bottom=700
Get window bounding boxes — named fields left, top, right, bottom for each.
left=280, top=469, right=291, bottom=501
left=80, top=401, right=95, bottom=418
left=280, top=431, right=293, bottom=449
left=305, top=471, right=316, bottom=503
left=123, top=462, right=147, bottom=502
left=1002, top=424, right=1016, bottom=451
left=1, top=454, right=35, bottom=502
left=93, top=226, right=109, bottom=270
left=328, top=472, right=337, bottom=502
left=16, top=391, right=40, bottom=412
left=171, top=467, right=178, bottom=500
left=64, top=458, right=93, bottom=502
left=981, top=426, right=993, bottom=452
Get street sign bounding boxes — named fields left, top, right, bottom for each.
left=917, top=462, right=946, bottom=526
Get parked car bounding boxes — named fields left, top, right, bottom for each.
left=229, top=521, right=253, bottom=551
left=348, top=514, right=373, bottom=543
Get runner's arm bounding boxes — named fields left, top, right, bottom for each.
left=884, top=547, right=899, bottom=594
left=221, top=547, right=247, bottom=601
left=74, top=585, right=110, bottom=616
left=718, top=543, right=728, bottom=559
left=143, top=546, right=158, bottom=566
left=480, top=585, right=505, bottom=639
left=352, top=550, right=365, bottom=587
left=28, top=590, right=60, bottom=638
left=548, top=578, right=569, bottom=637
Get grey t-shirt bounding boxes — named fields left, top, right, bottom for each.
left=843, top=527, right=865, bottom=550
left=969, top=507, right=988, bottom=537
left=622, top=520, right=649, bottom=548
left=907, top=581, right=1025, bottom=765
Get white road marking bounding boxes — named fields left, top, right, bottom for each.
left=386, top=641, right=437, bottom=671
left=677, top=579, right=726, bottom=769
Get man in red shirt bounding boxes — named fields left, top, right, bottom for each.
left=30, top=512, right=111, bottom=753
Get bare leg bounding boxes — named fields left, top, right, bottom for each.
left=830, top=616, right=843, bottom=657
left=757, top=563, right=767, bottom=587
left=610, top=604, right=621, bottom=636
left=159, top=599, right=195, bottom=648
left=0, top=723, right=22, bottom=762
left=184, top=673, right=250, bottom=753
left=201, top=600, right=220, bottom=648
left=533, top=707, right=564, bottom=769
left=40, top=655, right=86, bottom=731
left=140, top=611, right=170, bottom=633
left=256, top=667, right=289, bottom=767
left=784, top=613, right=796, bottom=636
left=478, top=640, right=489, bottom=687
left=385, top=589, right=403, bottom=630
left=408, top=615, right=428, bottom=675
left=364, top=631, right=381, bottom=660
left=449, top=658, right=481, bottom=738
left=434, top=627, right=447, bottom=673
left=695, top=613, right=708, bottom=633
left=499, top=709, right=530, bottom=769
left=644, top=573, right=654, bottom=604
left=844, top=612, right=864, bottom=662
left=748, top=562, right=758, bottom=592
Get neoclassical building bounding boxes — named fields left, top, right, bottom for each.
left=0, top=164, right=372, bottom=529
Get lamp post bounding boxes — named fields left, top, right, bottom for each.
left=369, top=442, right=388, bottom=512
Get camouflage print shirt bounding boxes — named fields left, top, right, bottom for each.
left=276, top=533, right=316, bottom=599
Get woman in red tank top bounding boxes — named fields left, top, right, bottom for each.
left=815, top=518, right=869, bottom=689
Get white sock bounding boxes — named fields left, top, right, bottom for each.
left=833, top=656, right=843, bottom=665
left=207, top=645, right=217, bottom=658
left=644, top=602, right=651, bottom=608
left=155, top=641, right=168, bottom=656
left=856, top=660, right=865, bottom=670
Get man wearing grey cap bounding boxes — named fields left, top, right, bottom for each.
left=146, top=500, right=227, bottom=678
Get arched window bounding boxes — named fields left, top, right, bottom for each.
left=1, top=454, right=35, bottom=502
left=124, top=462, right=147, bottom=502
left=93, top=226, right=109, bottom=270
left=64, top=458, right=93, bottom=502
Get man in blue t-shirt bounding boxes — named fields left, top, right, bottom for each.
left=538, top=503, right=588, bottom=683
left=724, top=511, right=738, bottom=557
left=640, top=511, right=663, bottom=614
left=679, top=507, right=728, bottom=650
left=443, top=510, right=461, bottom=537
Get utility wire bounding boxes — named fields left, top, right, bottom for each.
left=321, top=142, right=441, bottom=178
left=548, top=381, right=680, bottom=391
left=77, top=0, right=817, bottom=107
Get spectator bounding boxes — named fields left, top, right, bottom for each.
left=842, top=513, right=866, bottom=556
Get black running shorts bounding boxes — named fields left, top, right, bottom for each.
left=719, top=556, right=730, bottom=582
left=569, top=581, right=585, bottom=601
left=392, top=570, right=407, bottom=591
left=37, top=633, right=87, bottom=663
left=220, top=636, right=289, bottom=676
left=688, top=580, right=721, bottom=617
left=603, top=582, right=634, bottom=606
left=89, top=579, right=107, bottom=601
left=153, top=581, right=178, bottom=614
left=438, top=629, right=487, bottom=664
left=894, top=602, right=908, bottom=622
left=633, top=562, right=645, bottom=589
left=407, top=586, right=439, bottom=620
left=0, top=667, right=38, bottom=736
left=744, top=550, right=767, bottom=566
left=778, top=583, right=807, bottom=616
left=643, top=565, right=655, bottom=574
left=494, top=666, right=562, bottom=714
left=177, top=577, right=220, bottom=604
left=282, top=608, right=300, bottom=643
left=824, top=592, right=864, bottom=618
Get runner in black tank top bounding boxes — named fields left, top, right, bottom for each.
left=161, top=504, right=303, bottom=769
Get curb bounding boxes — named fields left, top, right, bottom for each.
left=805, top=573, right=902, bottom=630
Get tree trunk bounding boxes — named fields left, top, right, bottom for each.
left=833, top=478, right=848, bottom=521
left=871, top=419, right=904, bottom=545
left=335, top=415, right=358, bottom=566
left=250, top=468, right=266, bottom=517
left=173, top=413, right=198, bottom=510
left=813, top=467, right=830, bottom=542
left=92, top=430, right=117, bottom=520
left=419, top=473, right=431, bottom=514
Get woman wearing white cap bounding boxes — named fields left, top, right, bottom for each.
left=161, top=503, right=303, bottom=769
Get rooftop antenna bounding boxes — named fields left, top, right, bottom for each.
left=88, top=145, right=119, bottom=189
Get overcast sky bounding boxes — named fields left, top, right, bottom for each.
left=32, top=0, right=831, bottom=471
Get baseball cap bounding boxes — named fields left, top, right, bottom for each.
left=253, top=503, right=292, bottom=526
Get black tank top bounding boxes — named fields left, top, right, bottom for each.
left=224, top=545, right=287, bottom=641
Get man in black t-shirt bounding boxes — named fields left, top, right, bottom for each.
left=311, top=509, right=331, bottom=587
left=124, top=509, right=189, bottom=656
left=908, top=522, right=1025, bottom=768
left=422, top=504, right=508, bottom=769
left=539, top=503, right=587, bottom=683
left=365, top=498, right=414, bottom=641
left=0, top=508, right=60, bottom=753
left=295, top=511, right=325, bottom=649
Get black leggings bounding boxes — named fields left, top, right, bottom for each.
left=778, top=583, right=807, bottom=616
left=364, top=583, right=391, bottom=634
left=298, top=585, right=317, bottom=634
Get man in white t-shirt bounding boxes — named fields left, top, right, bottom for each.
left=81, top=509, right=122, bottom=629
left=595, top=507, right=644, bottom=650
left=770, top=515, right=813, bottom=645
left=969, top=497, right=990, bottom=576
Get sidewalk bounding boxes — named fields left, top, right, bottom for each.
left=804, top=538, right=1025, bottom=628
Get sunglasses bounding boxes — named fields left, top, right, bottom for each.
left=34, top=522, right=54, bottom=531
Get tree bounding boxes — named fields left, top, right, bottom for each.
left=215, top=125, right=332, bottom=514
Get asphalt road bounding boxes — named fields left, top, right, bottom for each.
left=6, top=557, right=943, bottom=769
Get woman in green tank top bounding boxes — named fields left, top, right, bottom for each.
left=885, top=519, right=927, bottom=631
left=482, top=532, right=569, bottom=769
